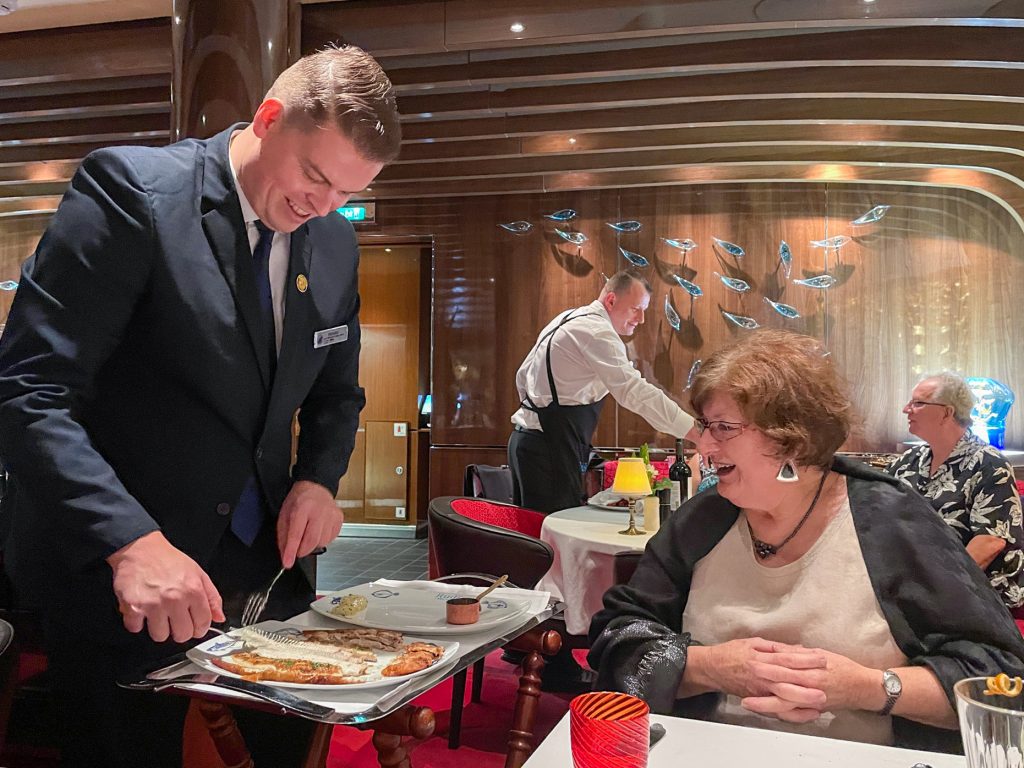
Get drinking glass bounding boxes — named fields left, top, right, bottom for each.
left=955, top=676, right=1024, bottom=767
left=569, top=690, right=649, bottom=768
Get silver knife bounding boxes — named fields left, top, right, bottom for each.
left=126, top=672, right=335, bottom=720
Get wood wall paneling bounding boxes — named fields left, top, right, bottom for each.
left=408, top=429, right=430, bottom=531
left=359, top=245, right=423, bottom=424
left=374, top=181, right=1024, bottom=455
left=428, top=445, right=510, bottom=503
left=336, top=427, right=367, bottom=522
left=364, top=420, right=410, bottom=523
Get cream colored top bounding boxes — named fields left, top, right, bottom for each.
left=682, top=498, right=908, bottom=745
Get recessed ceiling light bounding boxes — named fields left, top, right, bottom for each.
left=510, top=22, right=525, bottom=34
left=385, top=248, right=392, bottom=253
left=568, top=137, right=577, bottom=144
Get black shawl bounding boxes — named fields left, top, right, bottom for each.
left=587, top=456, right=1024, bottom=752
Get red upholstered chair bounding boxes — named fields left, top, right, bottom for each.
left=427, top=496, right=554, bottom=750
left=427, top=497, right=545, bottom=580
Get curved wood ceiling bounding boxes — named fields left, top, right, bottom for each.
left=301, top=0, right=1024, bottom=232
left=3, top=2, right=1024, bottom=233
left=0, top=18, right=171, bottom=219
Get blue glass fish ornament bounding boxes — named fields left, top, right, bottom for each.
left=685, top=359, right=702, bottom=390
left=712, top=237, right=745, bottom=258
left=606, top=220, right=642, bottom=233
left=793, top=274, right=837, bottom=289
left=672, top=274, right=702, bottom=298
left=555, top=228, right=587, bottom=246
left=664, top=296, right=682, bottom=331
left=714, top=271, right=751, bottom=293
left=721, top=310, right=760, bottom=329
left=764, top=297, right=800, bottom=318
left=544, top=209, right=577, bottom=222
left=0, top=281, right=17, bottom=291
left=498, top=221, right=532, bottom=234
left=810, top=235, right=851, bottom=250
left=661, top=237, right=697, bottom=253
left=851, top=205, right=890, bottom=226
left=779, top=240, right=792, bottom=280
left=619, top=247, right=649, bottom=267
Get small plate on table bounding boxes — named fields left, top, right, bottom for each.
left=310, top=581, right=532, bottom=635
left=587, top=489, right=633, bottom=512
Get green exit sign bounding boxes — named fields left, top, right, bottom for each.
left=336, top=202, right=376, bottom=224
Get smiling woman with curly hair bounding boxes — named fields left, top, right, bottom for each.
left=588, top=330, right=1024, bottom=753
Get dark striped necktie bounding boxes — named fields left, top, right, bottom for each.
left=230, top=220, right=276, bottom=546
left=251, top=220, right=277, bottom=380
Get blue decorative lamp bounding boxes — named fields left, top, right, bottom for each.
left=966, top=377, right=1015, bottom=449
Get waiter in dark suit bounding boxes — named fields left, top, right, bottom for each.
left=0, top=45, right=401, bottom=768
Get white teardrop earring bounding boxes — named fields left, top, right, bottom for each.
left=776, top=460, right=799, bottom=483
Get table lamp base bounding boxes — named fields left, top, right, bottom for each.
left=619, top=503, right=648, bottom=536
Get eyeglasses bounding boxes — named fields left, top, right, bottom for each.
left=694, top=418, right=748, bottom=441
left=905, top=400, right=949, bottom=411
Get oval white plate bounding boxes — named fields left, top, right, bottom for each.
left=185, top=620, right=459, bottom=690
left=310, top=582, right=531, bottom=636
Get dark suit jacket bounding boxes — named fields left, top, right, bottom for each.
left=0, top=125, right=365, bottom=633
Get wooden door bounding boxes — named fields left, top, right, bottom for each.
left=364, top=420, right=410, bottom=523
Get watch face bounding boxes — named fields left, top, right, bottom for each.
left=883, top=671, right=902, bottom=695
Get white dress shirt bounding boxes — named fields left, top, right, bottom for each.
left=229, top=151, right=287, bottom=354
left=511, top=300, right=694, bottom=437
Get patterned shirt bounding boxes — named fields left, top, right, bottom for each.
left=888, top=432, right=1024, bottom=609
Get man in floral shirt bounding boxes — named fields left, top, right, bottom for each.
left=888, top=372, right=1024, bottom=610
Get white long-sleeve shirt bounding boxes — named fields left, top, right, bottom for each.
left=510, top=300, right=694, bottom=437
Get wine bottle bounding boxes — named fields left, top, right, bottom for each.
left=669, top=438, right=691, bottom=510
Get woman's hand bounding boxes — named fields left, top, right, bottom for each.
left=741, top=647, right=877, bottom=718
left=683, top=637, right=828, bottom=702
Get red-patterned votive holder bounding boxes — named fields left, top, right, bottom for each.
left=569, top=690, right=650, bottom=768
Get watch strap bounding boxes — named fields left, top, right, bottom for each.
left=879, top=670, right=901, bottom=716
left=879, top=692, right=898, bottom=716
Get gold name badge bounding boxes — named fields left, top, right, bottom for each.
left=296, top=274, right=308, bottom=293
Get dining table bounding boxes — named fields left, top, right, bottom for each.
left=121, top=580, right=564, bottom=768
left=535, top=504, right=652, bottom=636
left=523, top=712, right=966, bottom=767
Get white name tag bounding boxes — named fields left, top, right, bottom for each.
left=313, top=325, right=349, bottom=348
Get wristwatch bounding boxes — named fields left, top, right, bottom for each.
left=880, top=669, right=902, bottom=716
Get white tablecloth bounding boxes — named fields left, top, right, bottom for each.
left=536, top=505, right=649, bottom=635
left=523, top=713, right=965, bottom=768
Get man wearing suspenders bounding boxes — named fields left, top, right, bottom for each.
left=509, top=271, right=694, bottom=513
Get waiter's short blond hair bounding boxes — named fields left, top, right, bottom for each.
left=266, top=44, right=402, bottom=164
left=600, top=270, right=651, bottom=298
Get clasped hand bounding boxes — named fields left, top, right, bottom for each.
left=707, top=637, right=870, bottom=723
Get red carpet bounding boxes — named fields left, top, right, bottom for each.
left=326, top=650, right=582, bottom=768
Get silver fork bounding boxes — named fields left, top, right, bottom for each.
left=240, top=546, right=327, bottom=627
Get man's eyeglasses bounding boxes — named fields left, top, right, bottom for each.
left=694, top=418, right=747, bottom=441
left=905, top=400, right=949, bottom=411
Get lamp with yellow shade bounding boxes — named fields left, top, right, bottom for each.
left=610, top=457, right=652, bottom=536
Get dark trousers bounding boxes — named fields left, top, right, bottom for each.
left=42, top=526, right=316, bottom=768
left=508, top=429, right=585, bottom=513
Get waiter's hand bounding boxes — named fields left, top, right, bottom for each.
left=277, top=480, right=343, bottom=569
left=107, top=530, right=225, bottom=643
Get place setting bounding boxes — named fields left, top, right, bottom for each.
left=123, top=574, right=556, bottom=722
